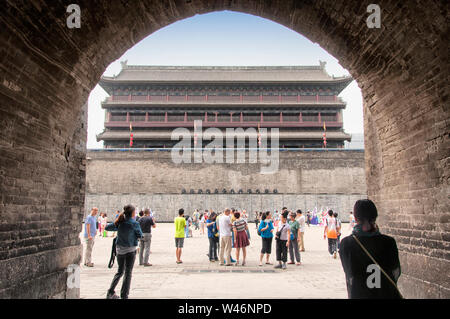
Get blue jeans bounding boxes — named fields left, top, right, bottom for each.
left=208, top=237, right=219, bottom=260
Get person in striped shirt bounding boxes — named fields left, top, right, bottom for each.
left=232, top=212, right=250, bottom=266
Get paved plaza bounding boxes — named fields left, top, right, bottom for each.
left=80, top=222, right=351, bottom=299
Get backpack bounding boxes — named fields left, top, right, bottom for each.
left=257, top=221, right=265, bottom=236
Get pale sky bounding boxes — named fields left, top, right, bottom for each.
left=87, top=11, right=364, bottom=149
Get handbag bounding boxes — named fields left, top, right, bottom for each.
left=352, top=235, right=403, bottom=299
left=108, top=237, right=117, bottom=269
left=275, top=224, right=286, bottom=240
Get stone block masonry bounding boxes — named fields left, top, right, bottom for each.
left=85, top=149, right=366, bottom=222
left=0, top=0, right=447, bottom=299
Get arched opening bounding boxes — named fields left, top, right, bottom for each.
left=81, top=11, right=365, bottom=298
left=0, top=1, right=447, bottom=299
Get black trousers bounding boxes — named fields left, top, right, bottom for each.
left=328, top=238, right=337, bottom=255
left=108, top=251, right=136, bottom=299
left=208, top=237, right=219, bottom=260
left=276, top=239, right=288, bottom=262
left=261, top=237, right=273, bottom=254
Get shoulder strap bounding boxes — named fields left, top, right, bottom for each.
left=352, top=235, right=403, bottom=299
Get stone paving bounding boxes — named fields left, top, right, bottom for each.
left=80, top=222, right=351, bottom=299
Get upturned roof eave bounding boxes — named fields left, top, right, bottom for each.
left=99, top=102, right=348, bottom=109
left=99, top=77, right=352, bottom=85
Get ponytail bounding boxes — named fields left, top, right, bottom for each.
left=361, top=219, right=377, bottom=232
left=114, top=204, right=135, bottom=227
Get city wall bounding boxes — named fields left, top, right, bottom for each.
left=85, top=149, right=366, bottom=222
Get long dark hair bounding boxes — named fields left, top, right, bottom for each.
left=114, top=204, right=135, bottom=227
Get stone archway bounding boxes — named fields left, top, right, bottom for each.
left=0, top=0, right=447, bottom=298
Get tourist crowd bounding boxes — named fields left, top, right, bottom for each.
left=82, top=199, right=401, bottom=300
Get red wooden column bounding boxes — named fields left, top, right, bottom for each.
left=299, top=112, right=303, bottom=123
left=206, top=94, right=208, bottom=102
left=230, top=112, right=233, bottom=122
left=215, top=112, right=218, bottom=123
left=318, top=113, right=322, bottom=123
left=164, top=112, right=168, bottom=123
left=260, top=112, right=264, bottom=123
left=145, top=112, right=149, bottom=122
left=184, top=112, right=187, bottom=123
left=205, top=112, right=208, bottom=122
left=297, top=94, right=300, bottom=103
left=240, top=93, right=243, bottom=103
left=240, top=112, right=243, bottom=123
left=316, top=94, right=319, bottom=102
left=107, top=112, right=111, bottom=122
left=147, top=93, right=150, bottom=101
left=126, top=112, right=130, bottom=122
left=280, top=112, right=283, bottom=123
left=128, top=94, right=132, bottom=101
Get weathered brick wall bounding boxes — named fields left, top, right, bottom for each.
left=85, top=150, right=366, bottom=222
left=0, top=0, right=447, bottom=298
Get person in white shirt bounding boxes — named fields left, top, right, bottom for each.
left=199, top=212, right=205, bottom=235
left=242, top=209, right=250, bottom=240
left=274, top=211, right=291, bottom=269
left=324, top=210, right=339, bottom=258
left=349, top=211, right=356, bottom=230
left=333, top=212, right=342, bottom=251
left=217, top=208, right=233, bottom=266
left=296, top=210, right=306, bottom=252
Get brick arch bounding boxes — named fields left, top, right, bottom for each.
left=0, top=1, right=447, bottom=298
